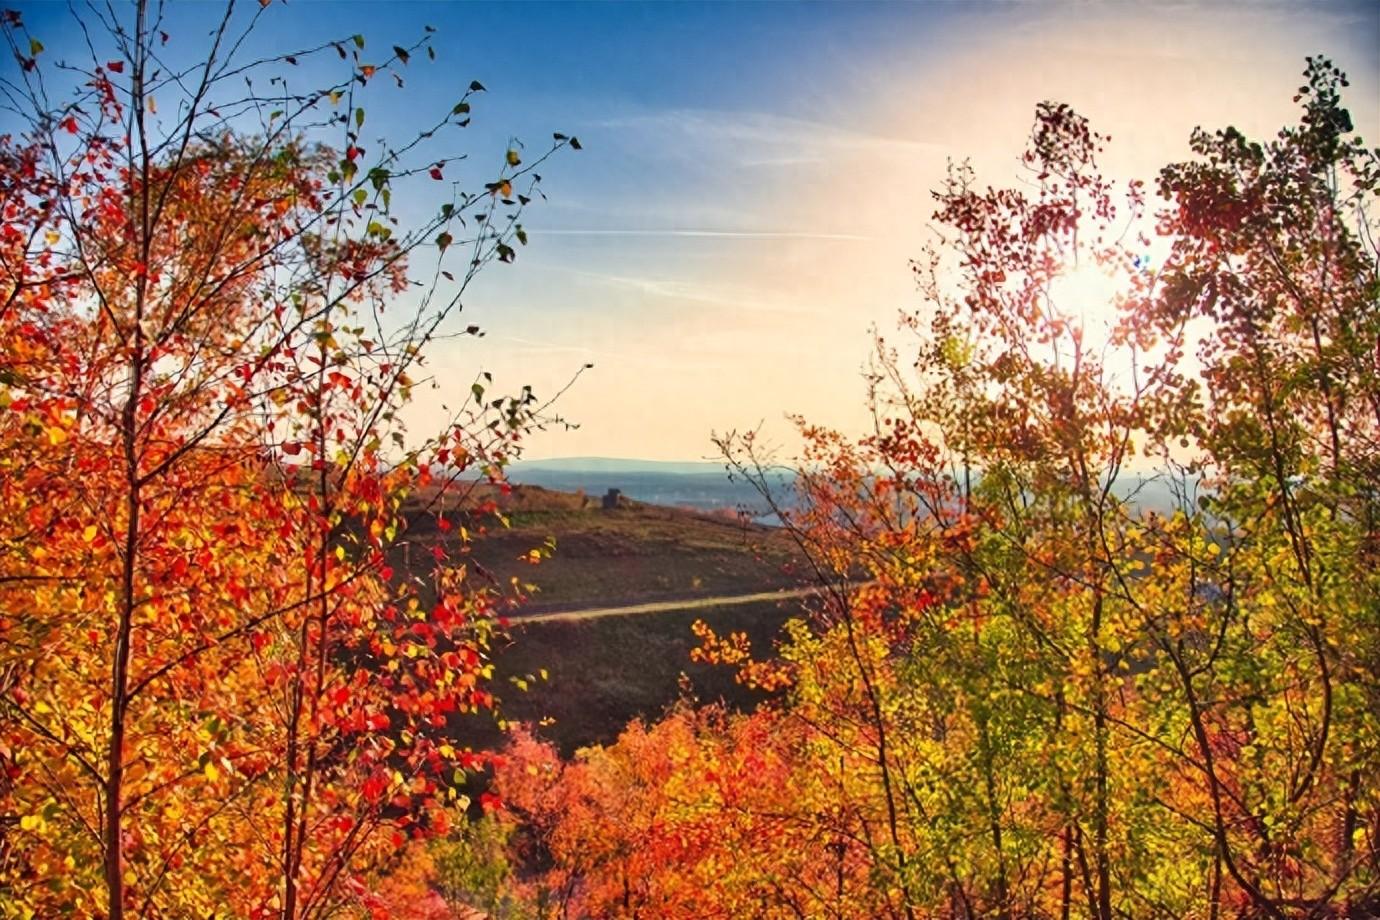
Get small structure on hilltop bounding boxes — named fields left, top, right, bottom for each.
left=601, top=488, right=621, bottom=510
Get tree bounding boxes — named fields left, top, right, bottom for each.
left=491, top=58, right=1378, bottom=919
left=0, top=2, right=578, bottom=916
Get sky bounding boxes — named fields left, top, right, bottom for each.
left=11, top=1, right=1380, bottom=462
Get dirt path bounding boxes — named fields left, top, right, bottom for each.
left=514, top=585, right=828, bottom=625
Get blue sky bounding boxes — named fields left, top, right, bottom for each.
left=11, top=1, right=1380, bottom=461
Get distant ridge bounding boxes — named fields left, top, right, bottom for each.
left=509, top=457, right=731, bottom=476
left=503, top=457, right=791, bottom=518
left=505, top=459, right=1188, bottom=519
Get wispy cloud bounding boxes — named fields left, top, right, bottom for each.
left=538, top=228, right=872, bottom=241
left=552, top=267, right=827, bottom=318
left=489, top=334, right=703, bottom=369
left=599, top=108, right=946, bottom=161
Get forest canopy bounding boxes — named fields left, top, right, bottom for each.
left=0, top=1, right=1375, bottom=917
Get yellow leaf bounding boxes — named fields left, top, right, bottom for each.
left=83, top=524, right=98, bottom=543
left=203, top=761, right=220, bottom=782
left=46, top=425, right=67, bottom=446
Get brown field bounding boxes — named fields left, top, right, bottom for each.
left=399, top=483, right=811, bottom=752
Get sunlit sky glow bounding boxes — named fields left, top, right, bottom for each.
left=15, top=1, right=1380, bottom=461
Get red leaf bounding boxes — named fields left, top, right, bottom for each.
left=107, top=60, right=124, bottom=73
left=429, top=167, right=443, bottom=181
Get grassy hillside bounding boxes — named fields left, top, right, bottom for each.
left=459, top=598, right=799, bottom=755
left=401, top=484, right=810, bottom=753
left=404, top=482, right=805, bottom=612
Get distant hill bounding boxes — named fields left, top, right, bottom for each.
left=509, top=457, right=732, bottom=476
left=505, top=458, right=1189, bottom=518
left=505, top=457, right=794, bottom=518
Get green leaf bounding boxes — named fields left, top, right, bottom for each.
left=352, top=34, right=365, bottom=49
left=29, top=38, right=43, bottom=57
left=452, top=101, right=470, bottom=115
left=355, top=107, right=364, bottom=129
left=436, top=231, right=453, bottom=251
left=505, top=148, right=521, bottom=167
left=469, top=80, right=485, bottom=92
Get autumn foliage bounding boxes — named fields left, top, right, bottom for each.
left=482, top=60, right=1379, bottom=919
left=0, top=1, right=1375, bottom=915
left=0, top=3, right=576, bottom=917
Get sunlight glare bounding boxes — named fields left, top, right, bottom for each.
left=1047, top=259, right=1124, bottom=332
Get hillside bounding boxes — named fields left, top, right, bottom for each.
left=403, top=482, right=806, bottom=613
left=400, top=484, right=812, bottom=752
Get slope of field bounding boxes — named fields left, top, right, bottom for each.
left=401, top=484, right=811, bottom=753
left=469, top=598, right=799, bottom=755
left=404, top=483, right=806, bottom=612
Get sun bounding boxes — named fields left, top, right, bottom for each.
left=1046, top=259, right=1125, bottom=330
